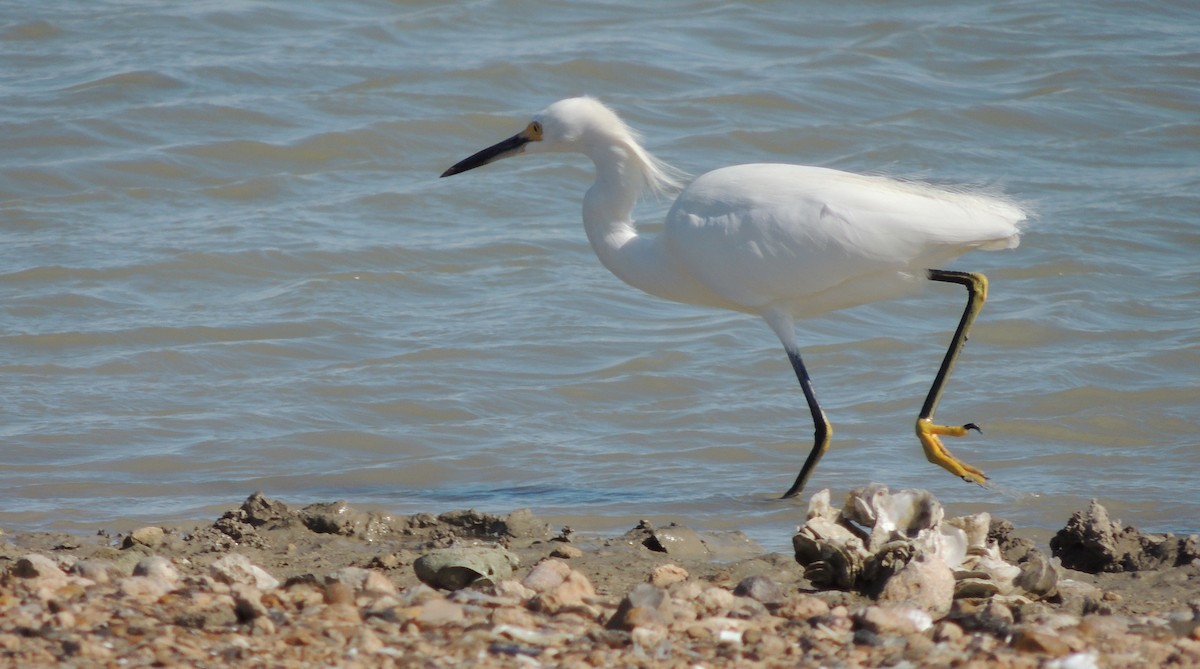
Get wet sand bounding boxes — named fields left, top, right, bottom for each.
left=1, top=492, right=1198, bottom=668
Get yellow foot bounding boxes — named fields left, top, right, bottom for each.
left=916, top=418, right=988, bottom=485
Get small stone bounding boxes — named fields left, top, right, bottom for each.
left=878, top=552, right=954, bottom=618
left=775, top=594, right=830, bottom=621
left=117, top=575, right=172, bottom=600
left=413, top=547, right=519, bottom=590
left=70, top=560, right=123, bottom=585
left=733, top=575, right=784, bottom=605
left=522, top=559, right=571, bottom=593
left=528, top=569, right=594, bottom=613
left=1012, top=628, right=1072, bottom=656
left=325, top=567, right=397, bottom=597
left=933, top=620, right=964, bottom=643
left=854, top=605, right=920, bottom=636
left=642, top=524, right=710, bottom=559
left=231, top=584, right=268, bottom=622
left=491, top=606, right=537, bottom=628
left=124, top=526, right=165, bottom=549
left=324, top=581, right=355, bottom=606
left=955, top=598, right=1014, bottom=636
left=549, top=545, right=583, bottom=559
left=133, top=556, right=179, bottom=585
left=416, top=599, right=465, bottom=626
left=696, top=586, right=735, bottom=616
left=13, top=554, right=67, bottom=581
left=608, top=584, right=674, bottom=630
left=210, top=554, right=280, bottom=591
left=649, top=564, right=689, bottom=588
left=753, top=632, right=787, bottom=658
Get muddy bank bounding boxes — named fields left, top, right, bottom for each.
left=1, top=491, right=1198, bottom=667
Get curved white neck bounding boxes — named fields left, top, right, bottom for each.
left=578, top=142, right=718, bottom=309
left=580, top=145, right=666, bottom=295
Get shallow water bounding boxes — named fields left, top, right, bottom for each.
left=2, top=0, right=1198, bottom=551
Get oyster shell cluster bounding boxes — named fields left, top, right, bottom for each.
left=793, top=485, right=1058, bottom=613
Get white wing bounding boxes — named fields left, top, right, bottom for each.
left=663, top=164, right=1023, bottom=314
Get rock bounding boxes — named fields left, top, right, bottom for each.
left=123, top=526, right=166, bottom=549
left=696, top=586, right=735, bottom=616
left=299, top=500, right=397, bottom=542
left=324, top=581, right=355, bottom=607
left=649, top=564, right=689, bottom=588
left=1013, top=628, right=1072, bottom=656
left=989, top=518, right=1038, bottom=563
left=608, top=584, right=674, bottom=630
left=210, top=554, right=280, bottom=591
left=1014, top=551, right=1060, bottom=599
left=133, top=556, right=179, bottom=585
left=70, top=559, right=123, bottom=585
left=878, top=552, right=954, bottom=618
left=522, top=559, right=571, bottom=593
left=954, top=598, right=1014, bottom=636
left=1050, top=499, right=1195, bottom=573
left=117, top=576, right=172, bottom=599
left=239, top=492, right=294, bottom=527
left=415, top=599, right=465, bottom=626
left=549, top=544, right=582, bottom=559
left=640, top=523, right=710, bottom=559
left=792, top=490, right=870, bottom=589
left=13, top=554, right=67, bottom=581
left=775, top=595, right=831, bottom=621
left=733, top=575, right=784, bottom=605
left=933, top=620, right=965, bottom=643
left=430, top=508, right=550, bottom=541
left=413, top=547, right=519, bottom=590
left=1056, top=579, right=1104, bottom=615
left=325, top=567, right=397, bottom=597
left=854, top=605, right=922, bottom=636
left=231, top=584, right=269, bottom=623
left=528, top=569, right=595, bottom=614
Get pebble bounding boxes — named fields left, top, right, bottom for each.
left=549, top=544, right=583, bottom=559
left=733, top=575, right=784, bottom=605
left=527, top=569, right=595, bottom=614
left=13, top=554, right=66, bottom=581
left=124, top=526, right=166, bottom=549
left=521, top=559, right=571, bottom=593
left=608, top=583, right=673, bottom=630
left=878, top=552, right=955, bottom=617
left=69, top=559, right=123, bottom=585
left=413, top=547, right=519, bottom=590
left=1012, top=628, right=1072, bottom=656
left=415, top=598, right=465, bottom=625
left=649, top=563, right=689, bottom=587
left=854, top=605, right=921, bottom=637
left=210, top=554, right=281, bottom=591
left=133, top=556, right=180, bottom=584
left=0, top=493, right=1192, bottom=668
left=325, top=567, right=397, bottom=598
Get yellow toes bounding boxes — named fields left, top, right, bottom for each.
left=916, top=418, right=988, bottom=485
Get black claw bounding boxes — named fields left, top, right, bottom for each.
left=963, top=422, right=982, bottom=433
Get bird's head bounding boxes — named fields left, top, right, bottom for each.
left=440, top=97, right=628, bottom=177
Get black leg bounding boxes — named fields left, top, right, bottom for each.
left=782, top=349, right=831, bottom=499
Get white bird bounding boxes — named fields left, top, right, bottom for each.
left=441, top=97, right=1025, bottom=498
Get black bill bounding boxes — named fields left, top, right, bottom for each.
left=440, top=132, right=531, bottom=178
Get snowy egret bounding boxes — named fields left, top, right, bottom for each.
left=441, top=97, right=1025, bottom=498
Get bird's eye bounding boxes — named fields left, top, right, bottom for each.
left=528, top=122, right=543, bottom=140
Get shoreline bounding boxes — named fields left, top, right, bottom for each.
left=2, top=492, right=1198, bottom=667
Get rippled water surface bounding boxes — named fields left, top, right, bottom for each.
left=3, top=1, right=1198, bottom=549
